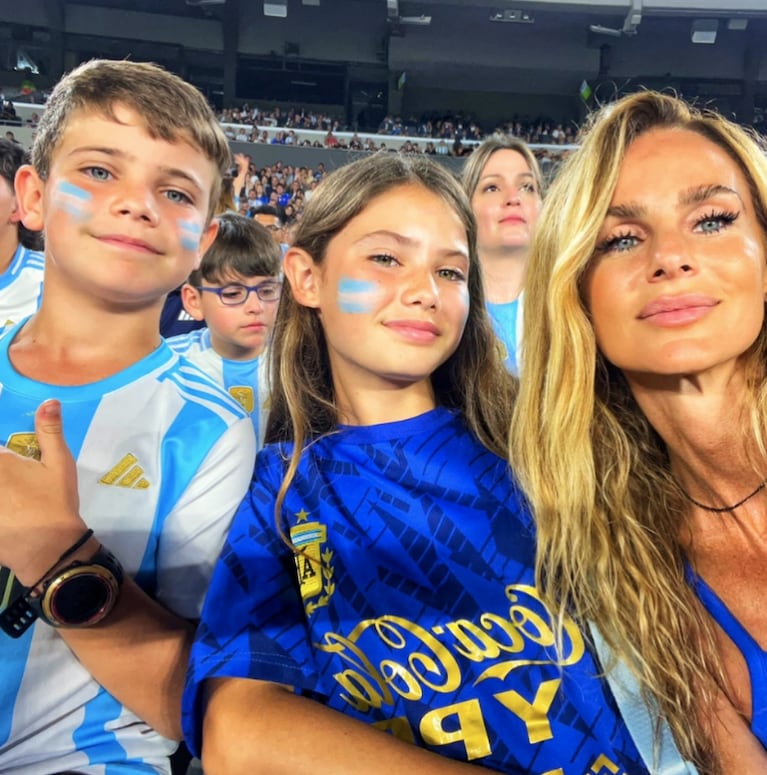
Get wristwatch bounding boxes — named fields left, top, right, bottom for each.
left=0, top=546, right=123, bottom=638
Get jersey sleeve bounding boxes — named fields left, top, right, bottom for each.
left=181, top=445, right=316, bottom=757
left=155, top=415, right=256, bottom=618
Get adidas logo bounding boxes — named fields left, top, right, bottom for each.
left=99, top=453, right=151, bottom=489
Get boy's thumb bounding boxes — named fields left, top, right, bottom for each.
left=34, top=399, right=67, bottom=461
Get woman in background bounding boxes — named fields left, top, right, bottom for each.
left=463, top=137, right=543, bottom=373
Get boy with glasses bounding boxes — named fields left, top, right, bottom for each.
left=169, top=212, right=282, bottom=447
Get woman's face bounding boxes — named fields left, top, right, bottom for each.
left=584, top=127, right=767, bottom=381
left=471, top=149, right=542, bottom=256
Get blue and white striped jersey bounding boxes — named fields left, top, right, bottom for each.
left=167, top=327, right=270, bottom=449
left=0, top=320, right=256, bottom=774
left=0, top=245, right=44, bottom=326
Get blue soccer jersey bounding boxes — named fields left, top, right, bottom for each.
left=183, top=408, right=646, bottom=774
left=167, top=328, right=270, bottom=448
left=0, top=244, right=45, bottom=326
left=0, top=320, right=256, bottom=774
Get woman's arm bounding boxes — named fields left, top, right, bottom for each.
left=201, top=678, right=496, bottom=775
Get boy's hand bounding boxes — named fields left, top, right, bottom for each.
left=0, top=400, right=87, bottom=584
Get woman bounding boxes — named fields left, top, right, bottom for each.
left=511, top=90, right=767, bottom=773
left=463, top=137, right=543, bottom=373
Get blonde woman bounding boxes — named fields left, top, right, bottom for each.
left=463, top=137, right=543, bottom=373
left=512, top=90, right=767, bottom=773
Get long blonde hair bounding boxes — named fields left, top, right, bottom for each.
left=510, top=90, right=767, bottom=773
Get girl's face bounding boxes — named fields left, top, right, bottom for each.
left=286, top=183, right=470, bottom=404
left=584, top=127, right=767, bottom=382
left=472, top=149, right=541, bottom=256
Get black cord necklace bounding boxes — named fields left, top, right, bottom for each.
left=680, top=479, right=767, bottom=513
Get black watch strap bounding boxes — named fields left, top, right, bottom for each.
left=0, top=588, right=37, bottom=638
left=0, top=546, right=123, bottom=638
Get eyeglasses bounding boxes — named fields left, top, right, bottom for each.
left=195, top=282, right=282, bottom=306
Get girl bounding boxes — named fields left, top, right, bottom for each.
left=462, top=138, right=543, bottom=373
left=512, top=91, right=767, bottom=773
left=181, top=154, right=646, bottom=774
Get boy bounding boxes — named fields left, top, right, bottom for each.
left=0, top=138, right=44, bottom=324
left=0, top=60, right=255, bottom=773
left=168, top=212, right=281, bottom=449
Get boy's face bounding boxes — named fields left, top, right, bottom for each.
left=181, top=272, right=280, bottom=361
left=16, top=103, right=219, bottom=308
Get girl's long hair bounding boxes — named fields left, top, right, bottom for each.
left=510, top=90, right=767, bottom=774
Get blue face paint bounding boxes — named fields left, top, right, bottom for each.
left=337, top=277, right=380, bottom=313
left=53, top=181, right=92, bottom=221
left=178, top=219, right=202, bottom=251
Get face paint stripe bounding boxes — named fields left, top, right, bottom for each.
left=337, top=276, right=380, bottom=314
left=53, top=182, right=92, bottom=222
left=178, top=219, right=202, bottom=251
left=57, top=181, right=92, bottom=201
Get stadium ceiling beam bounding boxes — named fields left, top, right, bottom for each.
left=413, top=0, right=767, bottom=13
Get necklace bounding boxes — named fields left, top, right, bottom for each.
left=680, top=479, right=767, bottom=513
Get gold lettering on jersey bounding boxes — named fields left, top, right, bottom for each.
left=314, top=584, right=598, bottom=763
left=590, top=755, right=621, bottom=774
left=228, top=386, right=254, bottom=414
left=495, top=679, right=560, bottom=743
left=6, top=432, right=41, bottom=460
left=420, top=699, right=492, bottom=760
left=319, top=585, right=583, bottom=710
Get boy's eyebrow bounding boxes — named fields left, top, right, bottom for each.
left=68, top=146, right=205, bottom=192
left=355, top=229, right=469, bottom=259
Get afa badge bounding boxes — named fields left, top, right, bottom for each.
left=6, top=432, right=40, bottom=460
left=228, top=386, right=255, bottom=414
left=290, top=513, right=335, bottom=616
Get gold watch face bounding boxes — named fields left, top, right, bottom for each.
left=41, top=564, right=120, bottom=627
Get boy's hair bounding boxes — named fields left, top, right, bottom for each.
left=31, top=59, right=232, bottom=221
left=266, top=153, right=516, bottom=462
left=0, top=139, right=43, bottom=251
left=189, top=212, right=281, bottom=286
